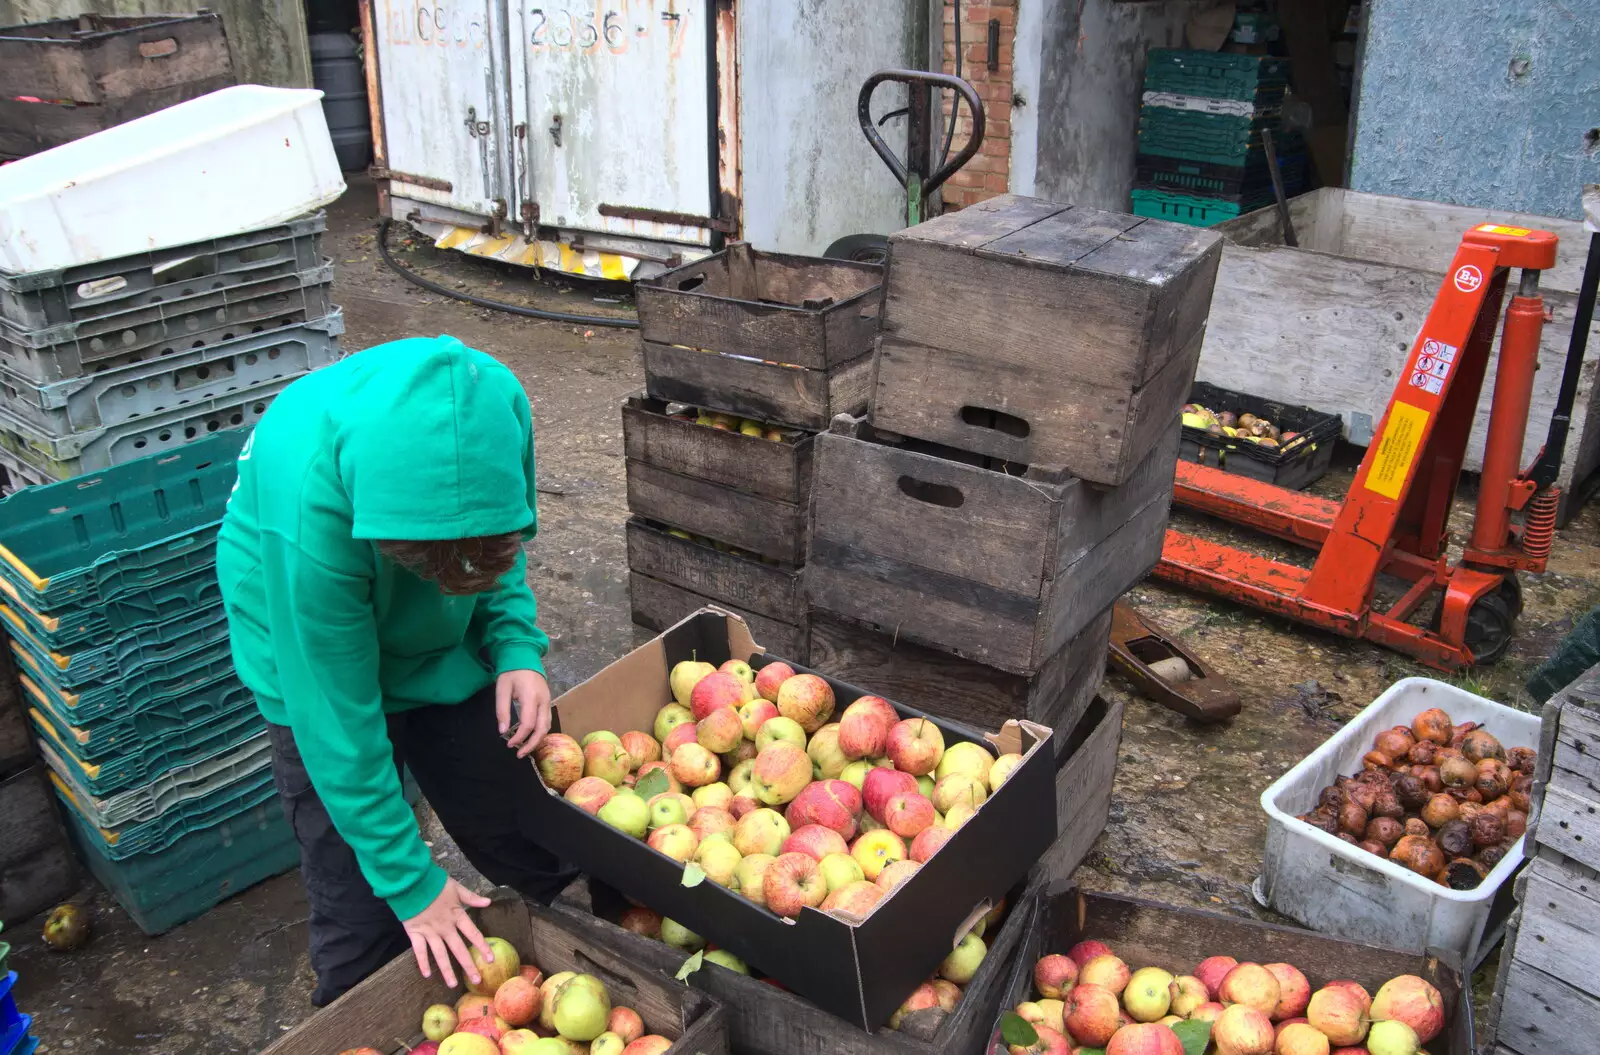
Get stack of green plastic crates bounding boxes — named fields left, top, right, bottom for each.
left=0, top=431, right=297, bottom=935
left=1133, top=48, right=1308, bottom=226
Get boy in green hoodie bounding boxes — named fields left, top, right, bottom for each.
left=218, top=335, right=572, bottom=1004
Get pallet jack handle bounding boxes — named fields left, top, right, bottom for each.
left=1528, top=223, right=1600, bottom=489
left=857, top=69, right=985, bottom=223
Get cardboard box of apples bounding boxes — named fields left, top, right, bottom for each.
left=525, top=609, right=1059, bottom=1031
left=259, top=897, right=728, bottom=1055
left=988, top=883, right=1473, bottom=1055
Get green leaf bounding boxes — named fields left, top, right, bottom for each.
left=674, top=949, right=704, bottom=982
left=635, top=768, right=670, bottom=799
left=1078, top=1049, right=1106, bottom=1055
left=681, top=862, right=707, bottom=888
left=999, top=1012, right=1039, bottom=1048
left=1171, top=1019, right=1211, bottom=1055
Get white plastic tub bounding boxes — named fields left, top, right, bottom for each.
left=0, top=85, right=345, bottom=274
left=1257, top=677, right=1540, bottom=968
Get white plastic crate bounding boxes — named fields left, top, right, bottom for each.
left=0, top=86, right=345, bottom=274
left=1257, top=677, right=1540, bottom=968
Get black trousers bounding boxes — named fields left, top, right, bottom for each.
left=266, top=684, right=577, bottom=1006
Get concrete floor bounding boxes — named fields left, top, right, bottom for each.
left=10, top=178, right=1600, bottom=1053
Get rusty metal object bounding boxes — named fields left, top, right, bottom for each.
left=598, top=202, right=736, bottom=234
left=1108, top=601, right=1242, bottom=724
left=714, top=0, right=741, bottom=240
left=370, top=167, right=454, bottom=193
left=358, top=0, right=388, bottom=213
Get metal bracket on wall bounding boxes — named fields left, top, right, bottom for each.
left=598, top=202, right=736, bottom=234
left=369, top=167, right=454, bottom=193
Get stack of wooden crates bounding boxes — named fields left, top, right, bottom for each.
left=1487, top=664, right=1600, bottom=1052
left=804, top=195, right=1223, bottom=875
left=623, top=245, right=884, bottom=657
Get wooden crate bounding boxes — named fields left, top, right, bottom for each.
left=261, top=894, right=729, bottom=1055
left=805, top=604, right=1111, bottom=742
left=1201, top=188, right=1600, bottom=514
left=622, top=394, right=812, bottom=563
left=1527, top=669, right=1600, bottom=872
left=872, top=194, right=1221, bottom=486
left=1039, top=695, right=1124, bottom=881
left=629, top=571, right=807, bottom=661
left=0, top=763, right=78, bottom=923
left=806, top=415, right=1176, bottom=674
left=0, top=643, right=32, bottom=778
left=1486, top=853, right=1600, bottom=1055
left=636, top=244, right=883, bottom=431
left=992, top=883, right=1475, bottom=1055
left=0, top=14, right=234, bottom=158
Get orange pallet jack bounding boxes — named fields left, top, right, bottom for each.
left=1157, top=222, right=1600, bottom=670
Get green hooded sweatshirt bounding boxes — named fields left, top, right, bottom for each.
left=217, top=335, right=547, bottom=920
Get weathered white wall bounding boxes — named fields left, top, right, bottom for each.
left=0, top=0, right=311, bottom=89
left=1028, top=0, right=1200, bottom=211
left=737, top=0, right=922, bottom=254
left=1351, top=0, right=1599, bottom=221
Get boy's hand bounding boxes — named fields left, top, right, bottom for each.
left=403, top=877, right=493, bottom=988
left=498, top=668, right=551, bottom=757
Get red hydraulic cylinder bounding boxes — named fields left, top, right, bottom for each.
left=1471, top=282, right=1546, bottom=552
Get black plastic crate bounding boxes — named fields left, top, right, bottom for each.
left=1179, top=381, right=1341, bottom=489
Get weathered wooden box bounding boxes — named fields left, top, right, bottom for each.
left=636, top=245, right=882, bottom=430
left=1201, top=188, right=1600, bottom=515
left=1486, top=853, right=1600, bottom=1055
left=806, top=604, right=1111, bottom=741
left=626, top=517, right=807, bottom=659
left=0, top=763, right=79, bottom=924
left=1526, top=662, right=1600, bottom=873
left=260, top=895, right=730, bottom=1055
left=872, top=194, right=1221, bottom=485
left=622, top=394, right=813, bottom=564
left=0, top=14, right=235, bottom=158
left=805, top=415, right=1177, bottom=674
left=0, top=644, right=33, bottom=778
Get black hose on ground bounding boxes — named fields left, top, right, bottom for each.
left=376, top=218, right=642, bottom=330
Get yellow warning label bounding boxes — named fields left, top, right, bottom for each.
left=1366, top=402, right=1430, bottom=500
left=1476, top=223, right=1533, bottom=237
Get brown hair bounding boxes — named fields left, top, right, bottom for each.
left=377, top=532, right=524, bottom=595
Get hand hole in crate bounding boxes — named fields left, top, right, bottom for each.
left=897, top=475, right=964, bottom=508
left=244, top=354, right=257, bottom=366
left=959, top=405, right=1030, bottom=438
left=76, top=276, right=128, bottom=300
left=677, top=274, right=707, bottom=291
left=185, top=427, right=197, bottom=439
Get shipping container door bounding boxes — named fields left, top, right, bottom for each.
left=374, top=0, right=514, bottom=218
left=513, top=0, right=716, bottom=246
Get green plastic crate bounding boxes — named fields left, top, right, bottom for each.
left=10, top=633, right=235, bottom=725
left=61, top=796, right=297, bottom=936
left=1143, top=48, right=1289, bottom=100
left=2, top=565, right=221, bottom=652
left=0, top=428, right=243, bottom=612
left=31, top=683, right=261, bottom=798
left=1131, top=189, right=1260, bottom=227
left=21, top=665, right=247, bottom=760
left=2, top=596, right=226, bottom=682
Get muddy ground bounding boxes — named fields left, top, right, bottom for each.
left=11, top=178, right=1599, bottom=1053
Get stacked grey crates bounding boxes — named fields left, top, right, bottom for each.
left=0, top=212, right=342, bottom=490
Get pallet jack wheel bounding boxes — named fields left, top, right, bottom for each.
left=1497, top=573, right=1524, bottom=619
left=823, top=233, right=890, bottom=266
left=1462, top=590, right=1516, bottom=666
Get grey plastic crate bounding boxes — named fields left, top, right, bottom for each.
left=0, top=214, right=325, bottom=333
left=0, top=443, right=50, bottom=493
left=45, top=731, right=271, bottom=829
left=0, top=264, right=334, bottom=383
left=0, top=378, right=290, bottom=480
left=0, top=311, right=342, bottom=435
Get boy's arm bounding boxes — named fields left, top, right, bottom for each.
left=471, top=546, right=550, bottom=677
left=263, top=531, right=447, bottom=920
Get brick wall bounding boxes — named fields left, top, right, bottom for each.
left=939, top=1, right=1015, bottom=210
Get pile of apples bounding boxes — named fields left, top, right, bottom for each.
left=1006, top=940, right=1445, bottom=1055
left=533, top=658, right=1020, bottom=931
left=677, top=406, right=790, bottom=442
left=1180, top=404, right=1308, bottom=453
left=341, top=935, right=675, bottom=1055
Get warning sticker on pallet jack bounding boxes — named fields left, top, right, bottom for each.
left=1366, top=401, right=1430, bottom=500
left=1410, top=338, right=1457, bottom=395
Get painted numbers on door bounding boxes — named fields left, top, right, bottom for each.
left=529, top=0, right=693, bottom=57
left=384, top=0, right=487, bottom=49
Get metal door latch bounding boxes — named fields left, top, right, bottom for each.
left=464, top=105, right=490, bottom=138
left=549, top=114, right=562, bottom=147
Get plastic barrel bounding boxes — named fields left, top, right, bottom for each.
left=308, top=32, right=371, bottom=172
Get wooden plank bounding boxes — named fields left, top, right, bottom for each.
left=0, top=15, right=232, bottom=103
left=1038, top=494, right=1170, bottom=663
left=262, top=895, right=729, bottom=1055
left=1531, top=783, right=1600, bottom=873
left=636, top=249, right=881, bottom=369
left=626, top=458, right=806, bottom=565
left=548, top=868, right=1040, bottom=1055
left=804, top=605, right=1110, bottom=736
left=891, top=193, right=1065, bottom=250
left=642, top=340, right=871, bottom=432
left=0, top=837, right=78, bottom=926
left=621, top=394, right=814, bottom=504
left=1075, top=218, right=1223, bottom=374
left=1039, top=695, right=1124, bottom=881
left=0, top=75, right=234, bottom=156
left=1508, top=859, right=1600, bottom=1000
left=1493, top=958, right=1600, bottom=1055
left=626, top=518, right=802, bottom=623
left=629, top=571, right=806, bottom=661
left=1550, top=696, right=1600, bottom=799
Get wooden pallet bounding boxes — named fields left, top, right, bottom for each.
left=805, top=605, right=1111, bottom=744
left=636, top=245, right=882, bottom=431
left=873, top=194, right=1221, bottom=485
left=806, top=415, right=1176, bottom=674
